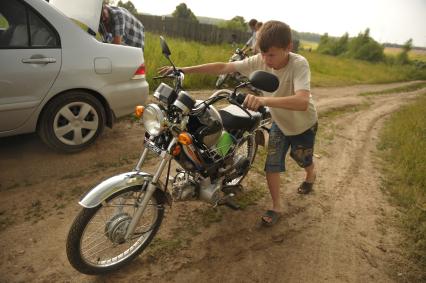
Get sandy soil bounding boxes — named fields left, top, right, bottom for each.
left=0, top=81, right=424, bottom=282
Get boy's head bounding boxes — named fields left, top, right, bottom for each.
left=248, top=19, right=258, bottom=31
left=257, top=21, right=293, bottom=69
left=257, top=21, right=292, bottom=52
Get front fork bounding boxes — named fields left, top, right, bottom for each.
left=124, top=137, right=177, bottom=239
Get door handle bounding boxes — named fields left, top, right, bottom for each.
left=22, top=57, right=57, bottom=64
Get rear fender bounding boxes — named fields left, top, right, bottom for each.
left=79, top=171, right=171, bottom=208
left=255, top=128, right=268, bottom=147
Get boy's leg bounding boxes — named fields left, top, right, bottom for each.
left=263, top=123, right=289, bottom=224
left=304, top=161, right=316, bottom=183
left=289, top=123, right=318, bottom=193
left=266, top=172, right=282, bottom=212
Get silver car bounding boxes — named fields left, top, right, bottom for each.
left=0, top=0, right=148, bottom=152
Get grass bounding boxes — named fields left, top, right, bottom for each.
left=144, top=32, right=426, bottom=91
left=301, top=51, right=426, bottom=87
left=359, top=82, right=426, bottom=96
left=300, top=40, right=318, bottom=51
left=377, top=92, right=426, bottom=272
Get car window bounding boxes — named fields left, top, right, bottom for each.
left=0, top=0, right=60, bottom=49
left=28, top=7, right=59, bottom=47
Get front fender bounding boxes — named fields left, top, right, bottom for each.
left=79, top=171, right=170, bottom=208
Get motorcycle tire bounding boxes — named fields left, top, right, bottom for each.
left=66, top=185, right=165, bottom=275
left=215, top=74, right=229, bottom=88
left=225, top=135, right=258, bottom=185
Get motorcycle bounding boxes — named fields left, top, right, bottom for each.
left=215, top=48, right=263, bottom=95
left=66, top=36, right=279, bottom=275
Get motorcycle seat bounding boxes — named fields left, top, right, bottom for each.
left=219, top=105, right=261, bottom=132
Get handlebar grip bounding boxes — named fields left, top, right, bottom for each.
left=235, top=93, right=266, bottom=114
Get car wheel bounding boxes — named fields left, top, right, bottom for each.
left=38, top=91, right=106, bottom=153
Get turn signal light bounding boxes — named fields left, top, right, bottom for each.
left=178, top=132, right=192, bottom=145
left=135, top=105, right=144, bottom=118
left=172, top=144, right=181, bottom=156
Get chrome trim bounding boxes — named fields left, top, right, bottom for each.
left=142, top=103, right=165, bottom=137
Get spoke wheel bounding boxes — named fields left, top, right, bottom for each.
left=66, top=186, right=164, bottom=275
left=225, top=135, right=257, bottom=186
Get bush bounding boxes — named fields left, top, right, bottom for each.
left=317, top=29, right=385, bottom=62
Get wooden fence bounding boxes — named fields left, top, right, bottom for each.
left=137, top=14, right=251, bottom=45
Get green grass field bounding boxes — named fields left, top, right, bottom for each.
left=144, top=32, right=426, bottom=90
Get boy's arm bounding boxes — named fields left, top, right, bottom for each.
left=158, top=62, right=237, bottom=76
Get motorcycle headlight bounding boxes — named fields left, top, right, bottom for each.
left=142, top=104, right=165, bottom=136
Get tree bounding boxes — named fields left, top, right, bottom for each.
left=218, top=16, right=246, bottom=31
left=117, top=1, right=138, bottom=16
left=396, top=38, right=413, bottom=65
left=172, top=3, right=198, bottom=22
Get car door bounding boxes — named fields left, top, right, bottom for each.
left=0, top=0, right=61, bottom=132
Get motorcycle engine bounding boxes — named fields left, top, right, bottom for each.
left=188, top=101, right=223, bottom=148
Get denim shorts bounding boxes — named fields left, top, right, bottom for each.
left=264, top=122, right=318, bottom=172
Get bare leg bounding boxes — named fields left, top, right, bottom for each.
left=266, top=172, right=282, bottom=212
left=304, top=161, right=316, bottom=183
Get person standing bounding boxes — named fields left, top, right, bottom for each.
left=159, top=21, right=318, bottom=226
left=100, top=3, right=145, bottom=51
left=242, top=18, right=258, bottom=53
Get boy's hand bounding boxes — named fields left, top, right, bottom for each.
left=243, top=94, right=265, bottom=111
left=157, top=66, right=174, bottom=75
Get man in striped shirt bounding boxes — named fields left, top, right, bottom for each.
left=101, top=4, right=144, bottom=51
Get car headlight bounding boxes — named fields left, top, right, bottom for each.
left=142, top=104, right=165, bottom=136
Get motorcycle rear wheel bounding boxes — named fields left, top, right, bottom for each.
left=66, top=186, right=164, bottom=275
left=225, top=135, right=258, bottom=185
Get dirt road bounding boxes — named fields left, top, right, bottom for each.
left=0, top=81, right=424, bottom=282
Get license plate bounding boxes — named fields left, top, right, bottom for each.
left=144, top=138, right=162, bottom=155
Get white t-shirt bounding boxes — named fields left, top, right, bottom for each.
left=233, top=52, right=318, bottom=135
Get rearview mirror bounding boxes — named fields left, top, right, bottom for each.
left=249, top=71, right=279, bottom=92
left=160, top=36, right=171, bottom=58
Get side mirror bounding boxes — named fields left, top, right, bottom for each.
left=248, top=71, right=279, bottom=92
left=160, top=36, right=171, bottom=58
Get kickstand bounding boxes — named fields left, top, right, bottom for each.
left=224, top=198, right=240, bottom=210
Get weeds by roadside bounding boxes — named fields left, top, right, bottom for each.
left=377, top=92, right=426, bottom=278
left=359, top=82, right=426, bottom=96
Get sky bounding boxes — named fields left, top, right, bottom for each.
left=129, top=0, right=426, bottom=47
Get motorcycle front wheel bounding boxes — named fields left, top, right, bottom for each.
left=215, top=74, right=229, bottom=88
left=66, top=185, right=164, bottom=275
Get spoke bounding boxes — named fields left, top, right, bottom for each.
left=82, top=238, right=110, bottom=256
left=82, top=226, right=106, bottom=246
left=54, top=124, right=73, bottom=137
left=81, top=120, right=98, bottom=130
left=78, top=104, right=92, bottom=120
left=83, top=239, right=113, bottom=259
left=59, top=106, right=76, bottom=122
left=72, top=128, right=83, bottom=144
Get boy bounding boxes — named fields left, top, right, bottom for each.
left=159, top=21, right=318, bottom=226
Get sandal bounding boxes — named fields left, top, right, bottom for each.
left=297, top=181, right=314, bottom=194
left=261, top=210, right=281, bottom=227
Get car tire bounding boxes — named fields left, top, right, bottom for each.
left=38, top=91, right=106, bottom=153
